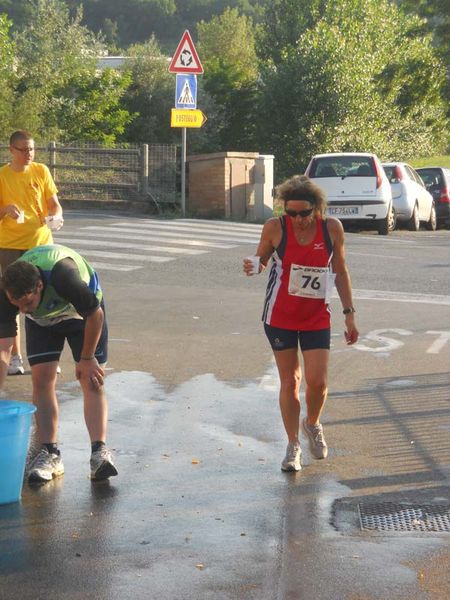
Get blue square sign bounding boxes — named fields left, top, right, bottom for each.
left=175, top=74, right=197, bottom=109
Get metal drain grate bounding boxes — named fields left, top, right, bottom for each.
left=358, top=502, right=450, bottom=532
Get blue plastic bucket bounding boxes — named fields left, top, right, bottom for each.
left=0, top=401, right=36, bottom=505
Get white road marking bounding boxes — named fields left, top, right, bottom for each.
left=425, top=331, right=450, bottom=354
left=107, top=222, right=261, bottom=241
left=80, top=226, right=256, bottom=245
left=75, top=250, right=175, bottom=263
left=347, top=252, right=405, bottom=259
left=89, top=262, right=142, bottom=272
left=336, top=289, right=450, bottom=306
left=174, top=218, right=263, bottom=231
left=353, top=329, right=413, bottom=353
left=57, top=230, right=236, bottom=249
left=54, top=237, right=208, bottom=255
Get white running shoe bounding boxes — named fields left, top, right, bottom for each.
left=90, top=446, right=118, bottom=480
left=281, top=442, right=302, bottom=471
left=8, top=354, right=25, bottom=375
left=28, top=448, right=64, bottom=483
left=302, top=417, right=328, bottom=459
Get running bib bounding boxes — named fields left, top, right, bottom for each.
left=288, top=264, right=335, bottom=302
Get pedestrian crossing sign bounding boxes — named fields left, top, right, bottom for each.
left=175, top=74, right=197, bottom=109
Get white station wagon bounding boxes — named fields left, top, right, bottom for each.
left=305, top=152, right=394, bottom=235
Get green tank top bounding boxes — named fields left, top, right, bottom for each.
left=19, top=244, right=102, bottom=320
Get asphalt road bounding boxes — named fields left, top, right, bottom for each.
left=0, top=212, right=449, bottom=600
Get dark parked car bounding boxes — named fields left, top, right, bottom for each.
left=415, top=167, right=450, bottom=227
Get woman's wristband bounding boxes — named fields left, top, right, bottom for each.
left=80, top=356, right=95, bottom=360
left=343, top=307, right=356, bottom=315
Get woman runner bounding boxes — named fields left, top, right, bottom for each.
left=243, top=174, right=359, bottom=471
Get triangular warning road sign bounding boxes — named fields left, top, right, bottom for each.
left=168, top=30, right=204, bottom=74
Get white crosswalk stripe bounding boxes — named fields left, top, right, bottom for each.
left=109, top=221, right=262, bottom=240
left=76, top=227, right=241, bottom=248
left=54, top=217, right=262, bottom=272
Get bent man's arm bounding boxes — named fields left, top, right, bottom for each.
left=75, top=306, right=106, bottom=388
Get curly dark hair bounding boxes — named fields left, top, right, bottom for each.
left=276, top=174, right=328, bottom=217
left=1, top=261, right=41, bottom=300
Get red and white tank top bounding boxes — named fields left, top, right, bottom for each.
left=262, top=216, right=333, bottom=330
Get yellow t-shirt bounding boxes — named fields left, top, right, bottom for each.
left=0, top=162, right=58, bottom=249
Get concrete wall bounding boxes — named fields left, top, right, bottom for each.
left=187, top=152, right=274, bottom=222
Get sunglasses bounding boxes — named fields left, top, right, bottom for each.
left=12, top=146, right=35, bottom=154
left=285, top=208, right=314, bottom=218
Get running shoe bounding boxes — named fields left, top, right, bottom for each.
left=28, top=447, right=64, bottom=483
left=302, top=417, right=328, bottom=459
left=90, top=446, right=118, bottom=480
left=281, top=441, right=302, bottom=471
left=8, top=354, right=25, bottom=375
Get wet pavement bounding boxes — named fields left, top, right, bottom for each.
left=1, top=366, right=449, bottom=600
left=0, top=214, right=450, bottom=599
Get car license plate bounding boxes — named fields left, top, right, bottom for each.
left=327, top=206, right=359, bottom=216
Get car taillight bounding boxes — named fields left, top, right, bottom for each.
left=373, top=159, right=383, bottom=189
left=440, top=187, right=450, bottom=203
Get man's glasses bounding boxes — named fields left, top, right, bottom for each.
left=12, top=146, right=35, bottom=154
left=285, top=208, right=314, bottom=218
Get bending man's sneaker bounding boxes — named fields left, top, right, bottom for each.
left=28, top=447, right=64, bottom=483
left=8, top=354, right=25, bottom=375
left=90, top=446, right=118, bottom=481
left=302, top=417, right=328, bottom=459
left=281, top=441, right=302, bottom=471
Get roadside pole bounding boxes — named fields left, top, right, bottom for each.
left=181, top=127, right=186, bottom=215
left=168, top=30, right=205, bottom=216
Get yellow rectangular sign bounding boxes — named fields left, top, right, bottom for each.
left=171, top=108, right=207, bottom=128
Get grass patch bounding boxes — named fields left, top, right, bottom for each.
left=410, top=155, right=450, bottom=168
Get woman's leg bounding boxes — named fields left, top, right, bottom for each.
left=273, top=348, right=302, bottom=442
left=302, top=348, right=329, bottom=425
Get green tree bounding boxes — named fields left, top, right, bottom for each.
left=197, top=7, right=260, bottom=150
left=119, top=37, right=176, bottom=143
left=258, top=0, right=448, bottom=179
left=256, top=0, right=326, bottom=64
left=12, top=0, right=132, bottom=142
left=399, top=1, right=449, bottom=65
left=399, top=0, right=450, bottom=130
left=0, top=14, right=15, bottom=138
left=66, top=0, right=177, bottom=49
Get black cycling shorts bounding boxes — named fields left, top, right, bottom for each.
left=264, top=323, right=330, bottom=352
left=25, top=303, right=108, bottom=366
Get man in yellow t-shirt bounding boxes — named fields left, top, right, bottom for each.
left=0, top=130, right=64, bottom=374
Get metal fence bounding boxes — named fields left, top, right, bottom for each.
left=0, top=142, right=178, bottom=207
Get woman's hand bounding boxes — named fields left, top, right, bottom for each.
left=243, top=257, right=260, bottom=276
left=344, top=315, right=359, bottom=345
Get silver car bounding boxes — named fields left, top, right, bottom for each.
left=382, top=162, right=436, bottom=231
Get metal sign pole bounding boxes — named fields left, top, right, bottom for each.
left=181, top=127, right=186, bottom=216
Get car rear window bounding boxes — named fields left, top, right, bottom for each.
left=383, top=166, right=395, bottom=180
left=416, top=168, right=443, bottom=188
left=309, top=156, right=375, bottom=178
